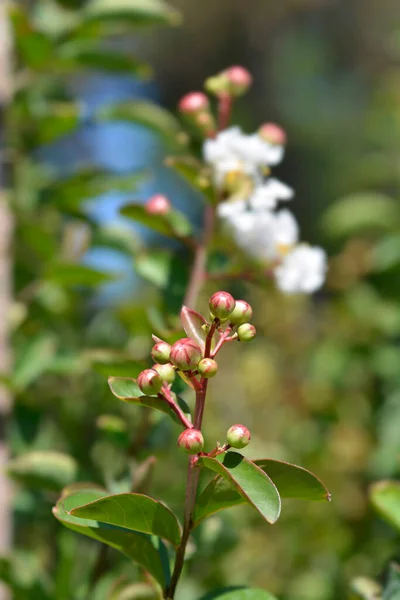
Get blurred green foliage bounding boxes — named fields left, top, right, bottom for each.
left=2, top=0, right=400, bottom=599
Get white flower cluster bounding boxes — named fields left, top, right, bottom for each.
left=203, top=126, right=327, bottom=294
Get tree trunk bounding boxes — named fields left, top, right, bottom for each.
left=0, top=1, right=13, bottom=598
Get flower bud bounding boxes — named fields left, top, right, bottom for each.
left=209, top=291, right=235, bottom=320
left=229, top=299, right=253, bottom=325
left=153, top=362, right=176, bottom=385
left=137, top=368, right=163, bottom=395
left=151, top=341, right=171, bottom=365
left=178, top=92, right=209, bottom=114
left=145, top=194, right=171, bottom=216
left=177, top=428, right=204, bottom=454
left=224, top=65, right=252, bottom=96
left=227, top=424, right=251, bottom=449
left=237, top=323, right=256, bottom=342
left=258, top=123, right=287, bottom=146
left=197, top=358, right=218, bottom=378
left=170, top=338, right=203, bottom=371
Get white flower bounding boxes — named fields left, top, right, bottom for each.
left=249, top=179, right=294, bottom=211
left=222, top=208, right=299, bottom=263
left=203, top=127, right=285, bottom=186
left=272, top=209, right=299, bottom=249
left=274, top=245, right=327, bottom=294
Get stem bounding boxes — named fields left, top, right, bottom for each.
left=159, top=386, right=193, bottom=430
left=183, top=204, right=215, bottom=309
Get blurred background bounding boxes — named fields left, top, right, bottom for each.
left=1, top=0, right=400, bottom=599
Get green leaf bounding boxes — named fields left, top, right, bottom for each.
left=8, top=451, right=78, bottom=492
left=53, top=488, right=168, bottom=588
left=198, top=588, right=278, bottom=600
left=372, top=234, right=400, bottom=272
left=70, top=492, right=181, bottom=547
left=44, top=263, right=116, bottom=287
left=253, top=459, right=331, bottom=501
left=197, top=452, right=281, bottom=525
left=13, top=334, right=56, bottom=390
left=32, top=104, right=81, bottom=145
left=82, top=0, right=181, bottom=27
left=42, top=168, right=145, bottom=211
left=108, top=376, right=191, bottom=426
left=10, top=5, right=54, bottom=69
left=322, top=193, right=400, bottom=239
left=165, top=156, right=214, bottom=202
left=136, top=250, right=173, bottom=288
left=370, top=481, right=400, bottom=532
left=97, top=100, right=183, bottom=143
left=383, top=563, right=400, bottom=600
left=121, top=203, right=192, bottom=239
left=195, top=459, right=329, bottom=525
left=57, top=41, right=152, bottom=77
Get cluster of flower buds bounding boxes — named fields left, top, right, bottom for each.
left=133, top=292, right=256, bottom=456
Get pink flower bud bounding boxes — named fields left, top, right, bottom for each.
left=258, top=123, right=287, bottom=145
left=237, top=323, right=256, bottom=342
left=178, top=92, right=209, bottom=114
left=209, top=291, right=235, bottom=320
left=224, top=65, right=252, bottom=95
left=177, top=428, right=204, bottom=454
left=151, top=341, right=171, bottom=365
left=153, top=362, right=176, bottom=385
left=226, top=424, right=251, bottom=449
left=137, top=368, right=163, bottom=395
left=145, top=194, right=171, bottom=215
left=197, top=358, right=218, bottom=378
left=170, top=338, right=203, bottom=371
left=229, top=299, right=253, bottom=325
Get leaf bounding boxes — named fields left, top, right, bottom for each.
left=53, top=489, right=168, bottom=587
left=82, top=0, right=181, bottom=27
left=44, top=263, right=116, bottom=287
left=370, top=481, right=400, bottom=532
left=197, top=452, right=281, bottom=525
left=97, top=100, right=183, bottom=143
left=70, top=492, right=181, bottom=547
left=253, top=459, right=331, bottom=501
left=383, top=563, right=400, bottom=600
left=13, top=334, right=56, bottom=390
left=32, top=105, right=81, bottom=145
left=198, top=588, right=278, bottom=600
left=42, top=168, right=145, bottom=211
left=57, top=41, right=152, bottom=77
left=322, top=193, right=400, bottom=239
left=108, top=376, right=191, bottom=426
left=372, top=234, right=400, bottom=272
left=180, top=306, right=208, bottom=350
left=121, top=203, right=192, bottom=239
left=136, top=250, right=172, bottom=288
left=165, top=156, right=214, bottom=202
left=8, top=451, right=78, bottom=492
left=194, top=459, right=329, bottom=525
left=10, top=5, right=54, bottom=69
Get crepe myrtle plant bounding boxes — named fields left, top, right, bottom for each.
left=53, top=292, right=330, bottom=600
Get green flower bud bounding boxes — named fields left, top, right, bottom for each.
left=209, top=291, right=235, bottom=320
left=229, top=299, right=253, bottom=325
left=151, top=341, right=171, bottom=365
left=137, top=369, right=163, bottom=395
left=197, top=358, right=218, bottom=378
left=153, top=362, right=176, bottom=385
left=170, top=338, right=203, bottom=371
left=177, top=428, right=204, bottom=454
left=237, top=323, right=256, bottom=342
left=226, top=424, right=251, bottom=449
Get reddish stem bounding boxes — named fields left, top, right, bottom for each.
left=159, top=386, right=193, bottom=430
